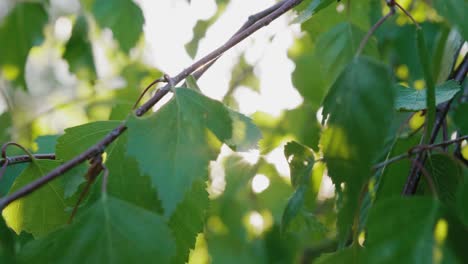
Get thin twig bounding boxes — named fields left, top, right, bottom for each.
left=373, top=135, right=468, bottom=171
left=132, top=77, right=165, bottom=109
left=356, top=9, right=395, bottom=57
left=0, top=0, right=304, bottom=211
left=0, top=153, right=56, bottom=167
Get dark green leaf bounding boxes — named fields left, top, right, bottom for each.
left=433, top=0, right=468, bottom=40
left=63, top=16, right=96, bottom=80
left=395, top=80, right=461, bottom=111
left=453, top=102, right=468, bottom=135
left=425, top=154, right=463, bottom=206
left=0, top=3, right=48, bottom=88
left=18, top=195, right=176, bottom=263
left=284, top=141, right=314, bottom=188
left=91, top=0, right=144, bottom=53
left=321, top=57, right=395, bottom=241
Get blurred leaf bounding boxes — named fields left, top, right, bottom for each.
left=291, top=22, right=377, bottom=108
left=91, top=0, right=144, bottom=53
left=321, top=57, right=394, bottom=241
left=282, top=104, right=321, bottom=151
left=18, top=195, right=176, bottom=263
left=376, top=135, right=422, bottom=201
left=365, top=197, right=468, bottom=263
left=315, top=246, right=364, bottom=264
left=284, top=141, right=314, bottom=188
left=228, top=55, right=260, bottom=93
left=395, top=80, right=461, bottom=111
left=2, top=160, right=68, bottom=238
left=293, top=0, right=335, bottom=24
left=185, top=0, right=228, bottom=58
left=433, top=0, right=468, bottom=40
left=301, top=0, right=371, bottom=39
left=185, top=75, right=201, bottom=91
left=453, top=102, right=468, bottom=135
left=226, top=110, right=262, bottom=152
left=0, top=112, right=12, bottom=143
left=127, top=88, right=231, bottom=216
left=456, top=171, right=468, bottom=226
left=433, top=29, right=463, bottom=83
left=0, top=216, right=15, bottom=263
left=63, top=16, right=96, bottom=80
left=0, top=3, right=47, bottom=88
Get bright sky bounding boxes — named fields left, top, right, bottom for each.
left=138, top=0, right=303, bottom=116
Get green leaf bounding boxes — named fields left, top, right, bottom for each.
left=395, top=80, right=461, bottom=111
left=185, top=0, right=228, bottom=58
left=168, top=179, right=209, bottom=264
left=126, top=88, right=231, bottom=216
left=281, top=186, right=306, bottom=233
left=2, top=160, right=68, bottom=238
left=291, top=22, right=377, bottom=108
left=0, top=216, right=15, bottom=263
left=63, top=16, right=96, bottom=80
left=0, top=3, right=48, bottom=88
left=433, top=29, right=463, bottom=83
left=433, top=0, right=468, bottom=40
left=91, top=0, right=144, bottom=53
left=321, top=57, right=395, bottom=241
left=365, top=197, right=468, bottom=264
left=228, top=55, right=260, bottom=93
left=315, top=246, right=364, bottom=264
left=425, top=154, right=463, bottom=206
left=56, top=121, right=121, bottom=161
left=0, top=112, right=12, bottom=143
left=457, top=173, right=468, bottom=226
left=105, top=133, right=162, bottom=212
left=453, top=102, right=468, bottom=135
left=292, top=0, right=335, bottom=24
left=55, top=121, right=160, bottom=211
left=18, top=195, right=176, bottom=263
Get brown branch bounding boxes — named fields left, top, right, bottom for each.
left=0, top=153, right=56, bottom=167
left=403, top=53, right=468, bottom=195
left=0, top=0, right=303, bottom=211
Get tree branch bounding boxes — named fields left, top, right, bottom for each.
left=402, top=52, right=468, bottom=195
left=135, top=0, right=302, bottom=116
left=0, top=0, right=304, bottom=211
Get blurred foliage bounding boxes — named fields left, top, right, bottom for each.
left=0, top=0, right=467, bottom=263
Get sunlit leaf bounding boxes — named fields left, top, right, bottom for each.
left=293, top=0, right=335, bottom=24
left=126, top=88, right=231, bottom=216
